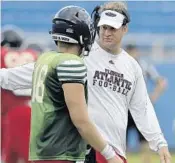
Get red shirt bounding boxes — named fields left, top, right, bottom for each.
left=1, top=47, right=38, bottom=163
left=2, top=105, right=31, bottom=163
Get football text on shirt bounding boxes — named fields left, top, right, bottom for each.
left=93, top=68, right=132, bottom=96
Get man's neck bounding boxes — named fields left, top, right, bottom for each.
left=58, top=47, right=80, bottom=56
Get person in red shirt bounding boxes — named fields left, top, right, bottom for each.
left=3, top=105, right=31, bottom=163
left=1, top=48, right=38, bottom=163
left=1, top=26, right=38, bottom=163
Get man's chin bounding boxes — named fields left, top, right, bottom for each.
left=103, top=42, right=115, bottom=49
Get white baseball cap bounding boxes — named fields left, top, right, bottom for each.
left=97, top=10, right=125, bottom=29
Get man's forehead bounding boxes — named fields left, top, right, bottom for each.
left=101, top=24, right=118, bottom=29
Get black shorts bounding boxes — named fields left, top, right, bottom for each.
left=85, top=145, right=96, bottom=163
left=126, top=111, right=146, bottom=144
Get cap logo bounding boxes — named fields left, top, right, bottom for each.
left=105, top=12, right=116, bottom=17
left=66, top=28, right=73, bottom=33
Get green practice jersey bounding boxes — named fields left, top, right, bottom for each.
left=29, top=51, right=88, bottom=161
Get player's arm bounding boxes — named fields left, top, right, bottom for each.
left=57, top=60, right=118, bottom=162
left=147, top=64, right=167, bottom=104
left=0, top=62, right=34, bottom=90
left=129, top=65, right=171, bottom=160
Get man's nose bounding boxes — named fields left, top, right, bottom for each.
left=104, top=28, right=112, bottom=36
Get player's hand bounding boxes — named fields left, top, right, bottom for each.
left=158, top=146, right=171, bottom=163
left=107, top=155, right=123, bottom=163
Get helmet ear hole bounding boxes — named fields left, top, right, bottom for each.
left=76, top=21, right=91, bottom=45
left=54, top=41, right=58, bottom=46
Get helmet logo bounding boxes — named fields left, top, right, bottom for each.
left=66, top=28, right=74, bottom=33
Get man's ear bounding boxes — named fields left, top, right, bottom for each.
left=122, top=25, right=128, bottom=34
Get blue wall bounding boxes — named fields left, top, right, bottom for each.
left=152, top=64, right=175, bottom=149
left=128, top=63, right=175, bottom=150
left=2, top=1, right=175, bottom=33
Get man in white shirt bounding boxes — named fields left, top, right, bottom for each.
left=0, top=2, right=171, bottom=163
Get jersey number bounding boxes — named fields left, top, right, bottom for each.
left=32, top=64, right=48, bottom=103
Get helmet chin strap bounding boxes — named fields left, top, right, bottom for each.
left=81, top=47, right=90, bottom=57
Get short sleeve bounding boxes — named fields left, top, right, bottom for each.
left=56, top=60, right=87, bottom=84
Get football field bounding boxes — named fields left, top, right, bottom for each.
left=127, top=152, right=175, bottom=163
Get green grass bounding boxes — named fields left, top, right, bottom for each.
left=127, top=152, right=175, bottom=163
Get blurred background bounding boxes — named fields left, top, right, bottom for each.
left=1, top=1, right=175, bottom=163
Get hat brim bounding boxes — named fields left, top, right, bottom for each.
left=98, top=19, right=122, bottom=29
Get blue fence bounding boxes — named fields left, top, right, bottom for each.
left=128, top=63, right=175, bottom=150
left=2, top=1, right=175, bottom=33
left=149, top=64, right=175, bottom=149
